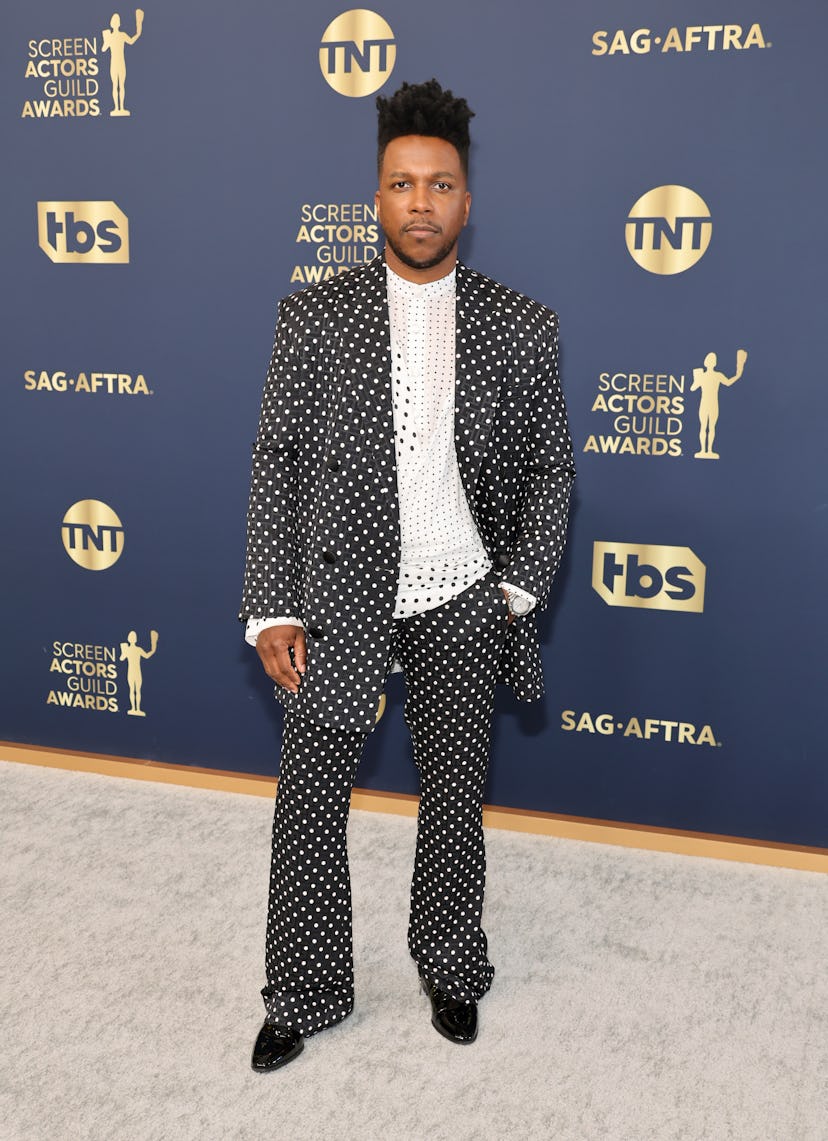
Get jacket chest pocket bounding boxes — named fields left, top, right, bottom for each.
left=494, top=381, right=534, bottom=443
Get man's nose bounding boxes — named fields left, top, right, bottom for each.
left=409, top=187, right=432, bottom=212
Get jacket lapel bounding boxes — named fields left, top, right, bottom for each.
left=332, top=257, right=501, bottom=502
left=333, top=257, right=396, bottom=491
left=455, top=261, right=502, bottom=501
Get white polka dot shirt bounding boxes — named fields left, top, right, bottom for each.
left=386, top=262, right=490, bottom=617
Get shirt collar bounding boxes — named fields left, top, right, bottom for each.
left=385, top=260, right=456, bottom=300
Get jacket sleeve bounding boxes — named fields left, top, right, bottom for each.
left=238, top=298, right=304, bottom=622
left=505, top=312, right=576, bottom=609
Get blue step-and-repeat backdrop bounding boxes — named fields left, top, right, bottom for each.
left=1, top=1, right=825, bottom=848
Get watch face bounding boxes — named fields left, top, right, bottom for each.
left=509, top=594, right=532, bottom=616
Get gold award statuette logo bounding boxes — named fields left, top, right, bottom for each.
left=120, top=629, right=158, bottom=716
left=102, top=9, right=144, bottom=116
left=626, top=186, right=711, bottom=275
left=38, top=201, right=129, bottom=263
left=62, top=500, right=125, bottom=570
left=46, top=630, right=158, bottom=714
left=592, top=541, right=706, bottom=613
left=692, top=349, right=748, bottom=459
left=320, top=10, right=395, bottom=97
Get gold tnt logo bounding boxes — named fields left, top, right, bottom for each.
left=38, top=201, right=129, bottom=263
left=625, top=186, right=711, bottom=275
left=592, top=542, right=706, bottom=613
left=62, top=500, right=125, bottom=570
left=319, top=9, right=395, bottom=97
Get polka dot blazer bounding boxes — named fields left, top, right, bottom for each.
left=240, top=255, right=575, bottom=732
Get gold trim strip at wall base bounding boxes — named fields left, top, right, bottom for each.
left=2, top=741, right=826, bottom=874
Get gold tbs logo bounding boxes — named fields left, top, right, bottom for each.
left=319, top=9, right=395, bottom=97
left=62, top=500, right=125, bottom=570
left=625, top=186, right=711, bottom=275
left=38, top=201, right=129, bottom=263
left=592, top=542, right=706, bottom=613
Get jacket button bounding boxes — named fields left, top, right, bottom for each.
left=327, top=458, right=340, bottom=472
left=308, top=626, right=324, bottom=639
left=322, top=550, right=337, bottom=564
left=495, top=552, right=510, bottom=569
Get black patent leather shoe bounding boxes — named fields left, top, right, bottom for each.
left=419, top=976, right=478, bottom=1044
left=251, top=1021, right=304, bottom=1072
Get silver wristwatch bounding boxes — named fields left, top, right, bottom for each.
left=502, top=588, right=533, bottom=617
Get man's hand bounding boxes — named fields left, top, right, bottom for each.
left=256, top=625, right=307, bottom=693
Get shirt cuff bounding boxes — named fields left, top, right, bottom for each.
left=498, top=581, right=537, bottom=613
left=245, top=616, right=304, bottom=646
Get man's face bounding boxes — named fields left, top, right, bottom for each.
left=375, top=135, right=471, bottom=283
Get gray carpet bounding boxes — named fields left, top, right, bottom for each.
left=1, top=758, right=825, bottom=1141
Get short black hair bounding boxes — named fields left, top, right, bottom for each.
left=376, top=79, right=475, bottom=175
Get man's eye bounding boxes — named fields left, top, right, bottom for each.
left=434, top=182, right=451, bottom=191
left=392, top=180, right=410, bottom=189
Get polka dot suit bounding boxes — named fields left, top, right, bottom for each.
left=240, top=254, right=575, bottom=1033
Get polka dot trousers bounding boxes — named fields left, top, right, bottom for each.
left=261, top=568, right=510, bottom=1035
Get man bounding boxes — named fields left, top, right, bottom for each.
left=240, top=80, right=575, bottom=1072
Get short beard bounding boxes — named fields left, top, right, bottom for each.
left=384, top=232, right=458, bottom=272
